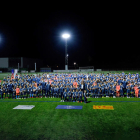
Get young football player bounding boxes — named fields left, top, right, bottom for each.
left=8, top=81, right=13, bottom=99
left=134, top=84, right=139, bottom=98
left=72, top=89, right=76, bottom=102
left=126, top=83, right=131, bottom=98
left=101, top=84, right=105, bottom=98
left=113, top=84, right=116, bottom=98
left=38, top=83, right=42, bottom=98
left=120, top=83, right=124, bottom=98
left=90, top=85, right=94, bottom=98
left=53, top=86, right=57, bottom=98
left=79, top=89, right=83, bottom=103
left=0, top=85, right=3, bottom=99
left=29, top=85, right=33, bottom=98
left=75, top=89, right=79, bottom=102
left=60, top=84, right=64, bottom=101
left=84, top=90, right=87, bottom=104
left=105, top=83, right=108, bottom=98
left=23, top=85, right=27, bottom=99
left=16, top=86, right=20, bottom=99
left=46, top=81, right=50, bottom=98
left=41, top=79, right=46, bottom=97
left=13, top=86, right=16, bottom=99
left=98, top=84, right=102, bottom=98
left=51, top=85, right=54, bottom=98
left=86, top=83, right=90, bottom=98
left=94, top=83, right=98, bottom=98
left=26, top=85, right=30, bottom=98
left=64, top=89, right=67, bottom=102
left=33, top=84, right=37, bottom=98
left=116, top=83, right=120, bottom=97
left=19, top=86, right=23, bottom=99
left=68, top=89, right=72, bottom=102
left=56, top=86, right=59, bottom=98
left=131, top=83, right=134, bottom=98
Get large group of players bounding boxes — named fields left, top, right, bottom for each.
left=0, top=72, right=140, bottom=103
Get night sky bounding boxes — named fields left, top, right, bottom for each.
left=0, top=5, right=138, bottom=70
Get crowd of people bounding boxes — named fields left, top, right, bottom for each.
left=0, top=72, right=140, bottom=103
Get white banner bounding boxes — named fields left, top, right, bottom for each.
left=13, top=105, right=35, bottom=110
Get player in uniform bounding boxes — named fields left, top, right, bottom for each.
left=131, top=83, right=135, bottom=98
left=72, top=89, right=76, bottom=102
left=16, top=86, right=20, bottom=99
left=68, top=89, right=72, bottom=102
left=75, top=89, right=79, bottom=102
left=84, top=90, right=87, bottom=103
left=134, top=84, right=139, bottom=98
left=78, top=89, right=83, bottom=103
left=64, top=89, right=67, bottom=102
left=0, top=85, right=3, bottom=99
left=120, top=83, right=124, bottom=98
left=60, top=84, right=64, bottom=102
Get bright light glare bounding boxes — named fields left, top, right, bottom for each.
left=62, top=34, right=70, bottom=38
left=0, top=35, right=2, bottom=43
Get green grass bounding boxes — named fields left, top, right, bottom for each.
left=0, top=97, right=140, bottom=140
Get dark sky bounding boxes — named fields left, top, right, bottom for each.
left=0, top=5, right=138, bottom=70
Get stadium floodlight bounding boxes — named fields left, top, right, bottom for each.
left=62, top=33, right=70, bottom=70
left=62, top=34, right=70, bottom=39
left=0, top=35, right=2, bottom=43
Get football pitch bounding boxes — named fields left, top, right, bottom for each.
left=0, top=98, right=140, bottom=140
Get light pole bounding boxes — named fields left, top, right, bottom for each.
left=62, top=34, right=70, bottom=70
left=35, top=63, right=36, bottom=71
left=74, top=62, right=76, bottom=69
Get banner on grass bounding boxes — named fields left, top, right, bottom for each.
left=93, top=105, right=114, bottom=110
left=56, top=105, right=83, bottom=109
left=13, top=105, right=35, bottom=110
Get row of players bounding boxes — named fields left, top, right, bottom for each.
left=0, top=81, right=140, bottom=100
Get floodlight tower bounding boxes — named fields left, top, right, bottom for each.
left=62, top=34, right=70, bottom=70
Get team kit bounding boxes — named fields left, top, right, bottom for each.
left=0, top=72, right=140, bottom=102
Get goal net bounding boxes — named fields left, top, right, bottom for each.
left=79, top=66, right=94, bottom=72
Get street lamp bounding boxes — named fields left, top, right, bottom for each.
left=62, top=33, right=70, bottom=70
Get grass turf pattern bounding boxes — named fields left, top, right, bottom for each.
left=0, top=98, right=140, bottom=140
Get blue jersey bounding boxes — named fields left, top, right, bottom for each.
left=60, top=86, right=64, bottom=93
left=101, top=85, right=104, bottom=91
left=51, top=87, right=54, bottom=93
left=41, top=82, right=46, bottom=89
left=46, top=84, right=51, bottom=90
left=131, top=85, right=134, bottom=91
left=20, top=88, right=23, bottom=93
left=68, top=91, right=71, bottom=96
left=104, top=85, right=108, bottom=90
left=126, top=85, right=130, bottom=91
left=79, top=91, right=83, bottom=96
left=33, top=87, right=36, bottom=92
left=8, top=84, right=13, bottom=90
left=64, top=91, right=67, bottom=97
left=72, top=92, right=76, bottom=96
left=21, top=83, right=24, bottom=88
left=98, top=87, right=101, bottom=93
left=75, top=92, right=79, bottom=96
left=120, top=85, right=123, bottom=91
